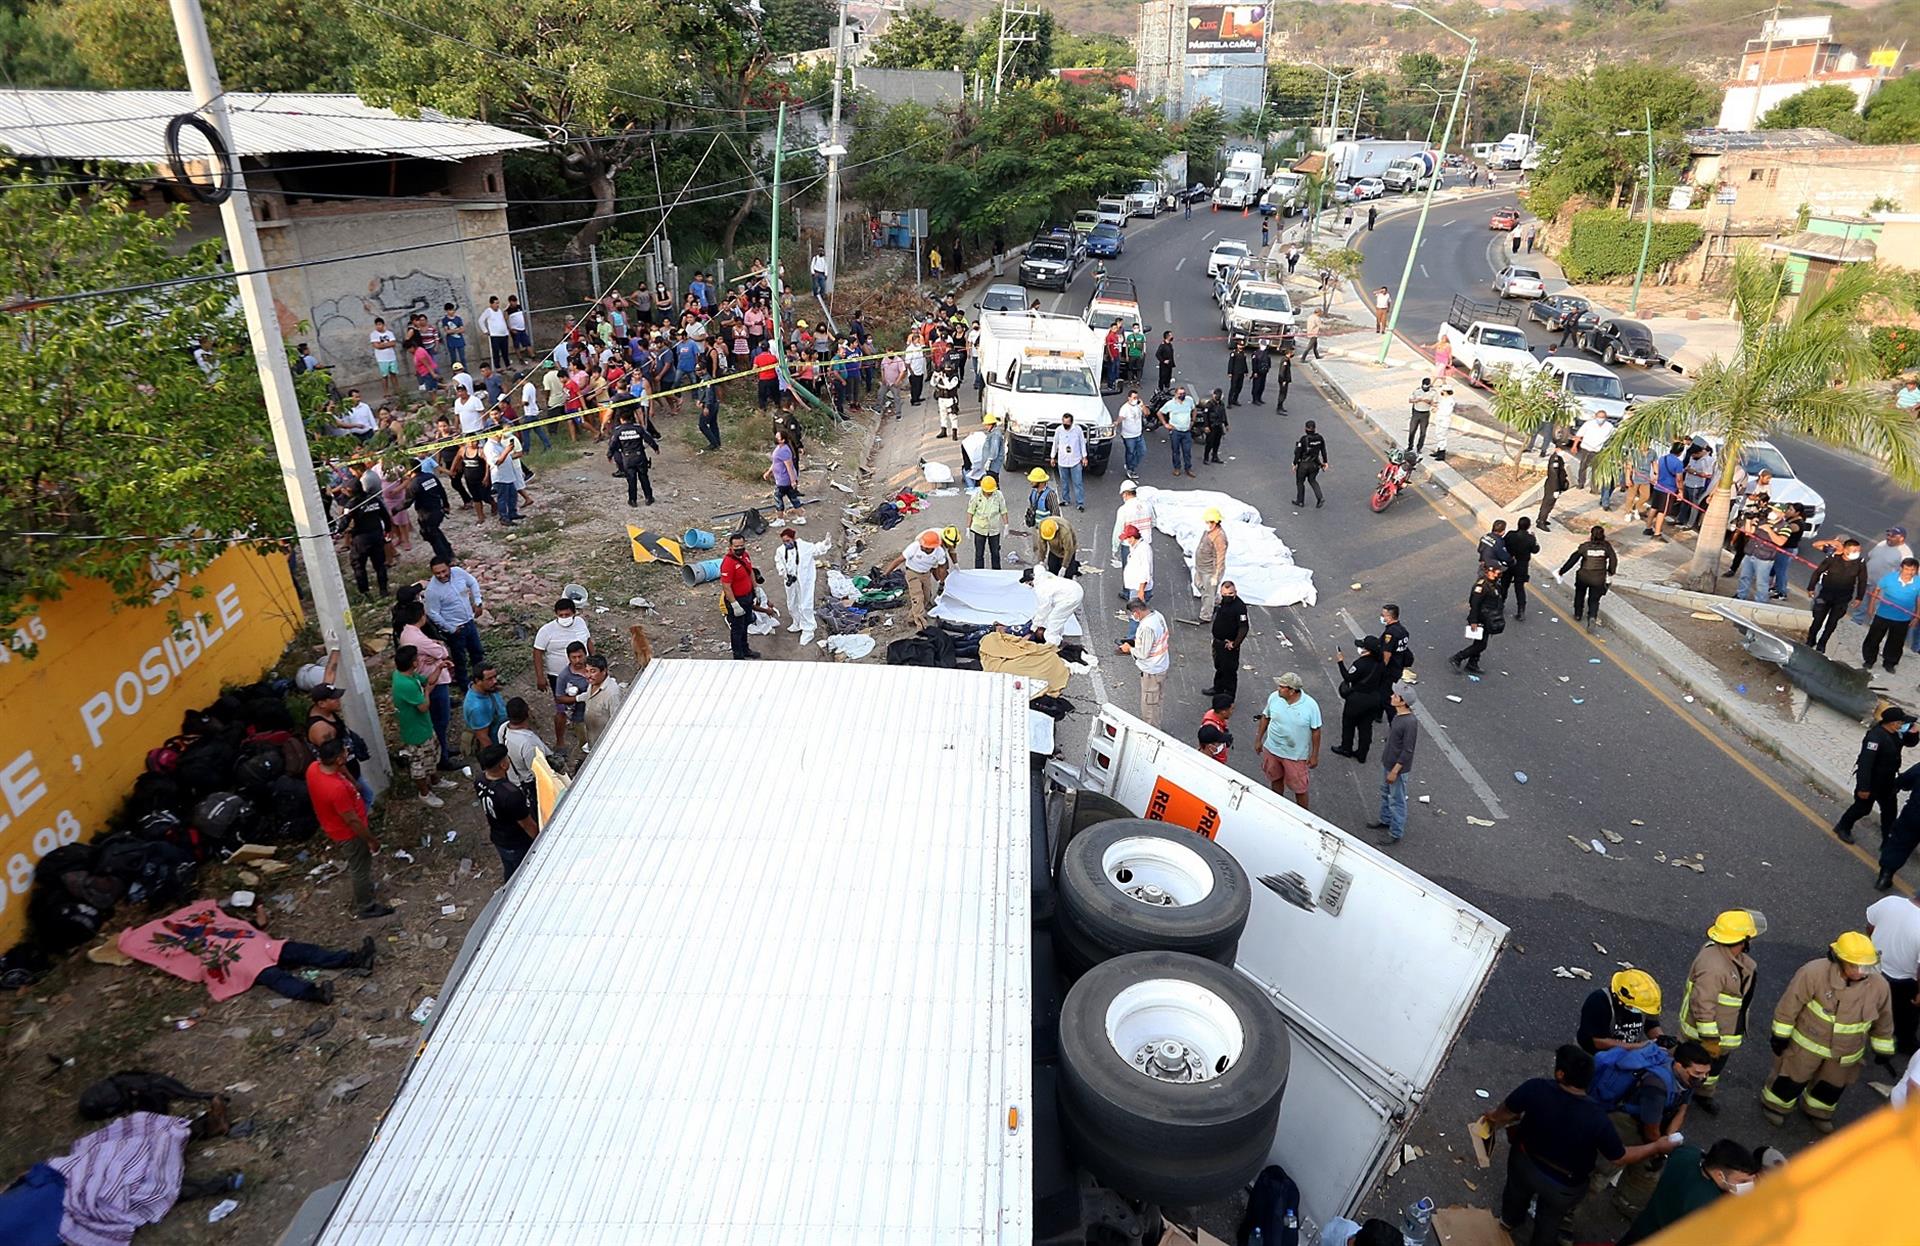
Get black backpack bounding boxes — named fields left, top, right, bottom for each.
left=232, top=747, right=285, bottom=794
left=259, top=774, right=320, bottom=843
left=191, top=791, right=256, bottom=843
left=1236, top=1165, right=1302, bottom=1246
left=130, top=771, right=186, bottom=818
left=27, top=887, right=108, bottom=952
left=78, top=1071, right=214, bottom=1121
left=91, top=834, right=197, bottom=906
left=174, top=736, right=239, bottom=798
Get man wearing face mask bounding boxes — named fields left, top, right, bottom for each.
left=1806, top=536, right=1868, bottom=652
left=1762, top=932, right=1896, bottom=1132
left=774, top=527, right=830, bottom=647
left=1616, top=1139, right=1760, bottom=1245
left=1378, top=604, right=1413, bottom=680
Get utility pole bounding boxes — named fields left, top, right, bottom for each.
left=993, top=0, right=1039, bottom=101
left=822, top=0, right=851, bottom=296
left=1517, top=64, right=1537, bottom=140
left=1630, top=106, right=1655, bottom=314
left=167, top=0, right=390, bottom=787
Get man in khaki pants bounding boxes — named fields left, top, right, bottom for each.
left=1118, top=597, right=1170, bottom=727
left=883, top=529, right=950, bottom=629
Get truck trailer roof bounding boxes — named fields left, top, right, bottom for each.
left=316, top=661, right=1035, bottom=1245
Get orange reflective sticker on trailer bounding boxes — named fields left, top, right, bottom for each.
left=1145, top=776, right=1221, bottom=839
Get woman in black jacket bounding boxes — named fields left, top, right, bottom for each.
left=1449, top=564, right=1507, bottom=674
left=1330, top=635, right=1392, bottom=763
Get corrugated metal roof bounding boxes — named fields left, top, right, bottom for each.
left=1685, top=126, right=1857, bottom=153
left=320, top=659, right=1034, bottom=1246
left=1763, top=229, right=1878, bottom=262
left=0, top=90, right=545, bottom=164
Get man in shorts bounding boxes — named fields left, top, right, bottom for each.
left=369, top=316, right=399, bottom=399
left=1255, top=671, right=1322, bottom=811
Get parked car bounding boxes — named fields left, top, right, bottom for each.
left=1578, top=317, right=1660, bottom=367
left=1177, top=182, right=1211, bottom=204
left=1206, top=239, right=1251, bottom=280
left=1695, top=435, right=1827, bottom=532
left=1537, top=355, right=1632, bottom=421
left=1094, top=198, right=1128, bottom=229
left=1526, top=292, right=1591, bottom=329
left=1084, top=222, right=1125, bottom=258
left=1491, top=266, right=1546, bottom=300
left=1071, top=209, right=1101, bottom=240
left=976, top=283, right=1028, bottom=313
left=1350, top=177, right=1386, bottom=201
left=1018, top=236, right=1080, bottom=290
left=1489, top=208, right=1520, bottom=231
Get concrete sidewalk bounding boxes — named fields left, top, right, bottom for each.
left=1297, top=266, right=1888, bottom=808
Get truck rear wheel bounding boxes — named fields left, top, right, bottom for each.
left=1051, top=789, right=1134, bottom=873
left=1057, top=820, right=1249, bottom=972
left=1058, top=951, right=1288, bottom=1174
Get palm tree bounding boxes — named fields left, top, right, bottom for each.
left=1603, top=252, right=1920, bottom=588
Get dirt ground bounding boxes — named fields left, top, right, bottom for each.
left=0, top=261, right=937, bottom=1242
left=1449, top=455, right=1542, bottom=508
left=1628, top=593, right=1807, bottom=722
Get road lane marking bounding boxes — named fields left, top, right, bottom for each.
left=1163, top=300, right=1173, bottom=326
left=1176, top=257, right=1187, bottom=272
left=1420, top=264, right=1429, bottom=279
left=1203, top=229, right=1217, bottom=241
left=1336, top=607, right=1507, bottom=820
left=1301, top=366, right=1907, bottom=888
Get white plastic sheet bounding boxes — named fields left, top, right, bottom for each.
left=1137, top=486, right=1317, bottom=608
left=929, top=569, right=1085, bottom=637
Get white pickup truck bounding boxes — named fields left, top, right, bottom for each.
left=1438, top=294, right=1535, bottom=385
left=979, top=310, right=1115, bottom=473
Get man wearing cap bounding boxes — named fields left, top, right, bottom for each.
left=1037, top=514, right=1079, bottom=578
left=1832, top=706, right=1918, bottom=843
left=306, top=736, right=391, bottom=920
left=1857, top=526, right=1915, bottom=623
left=1292, top=421, right=1329, bottom=508
left=407, top=456, right=455, bottom=564
left=1763, top=932, right=1896, bottom=1131
left=968, top=475, right=1008, bottom=569
left=1256, top=673, right=1322, bottom=810
left=775, top=526, right=831, bottom=646
left=1193, top=508, right=1228, bottom=622
left=1367, top=683, right=1419, bottom=844
left=1119, top=597, right=1170, bottom=727
left=1205, top=580, right=1249, bottom=701
left=884, top=529, right=950, bottom=631
left=1679, top=910, right=1761, bottom=1113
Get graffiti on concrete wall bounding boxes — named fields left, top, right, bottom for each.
left=311, top=267, right=473, bottom=385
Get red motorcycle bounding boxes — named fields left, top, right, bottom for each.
left=1370, top=448, right=1419, bottom=512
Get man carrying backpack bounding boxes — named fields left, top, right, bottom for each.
left=1587, top=1040, right=1716, bottom=1213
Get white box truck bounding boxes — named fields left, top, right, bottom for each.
left=1211, top=149, right=1267, bottom=209
left=1326, top=139, right=1426, bottom=184
left=978, top=310, right=1115, bottom=474
left=290, top=666, right=1504, bottom=1246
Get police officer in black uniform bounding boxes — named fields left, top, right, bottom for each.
left=1292, top=420, right=1329, bottom=507
left=1272, top=348, right=1292, bottom=414
left=407, top=456, right=455, bottom=564
left=1226, top=343, right=1248, bottom=407
left=1833, top=707, right=1919, bottom=844
left=1197, top=388, right=1229, bottom=464
left=608, top=409, right=661, bottom=507
left=1249, top=344, right=1272, bottom=406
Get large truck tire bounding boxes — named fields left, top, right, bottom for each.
left=1057, top=820, right=1249, bottom=970
left=1051, top=789, right=1134, bottom=874
left=1059, top=951, right=1288, bottom=1171
left=1058, top=1093, right=1275, bottom=1208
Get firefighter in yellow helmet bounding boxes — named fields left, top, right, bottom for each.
left=1679, top=909, right=1762, bottom=1112
left=1762, top=931, right=1897, bottom=1132
left=1036, top=514, right=1080, bottom=578
left=1578, top=969, right=1664, bottom=1053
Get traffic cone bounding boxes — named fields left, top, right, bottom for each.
left=1241, top=204, right=1249, bottom=218
left=1211, top=201, right=1219, bottom=212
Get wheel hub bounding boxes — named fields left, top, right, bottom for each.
left=1133, top=1038, right=1210, bottom=1083
left=1112, top=871, right=1177, bottom=906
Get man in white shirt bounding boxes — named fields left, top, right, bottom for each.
left=368, top=318, right=399, bottom=398
left=1118, top=597, right=1170, bottom=726
left=455, top=385, right=488, bottom=436
left=1050, top=413, right=1089, bottom=512
left=482, top=428, right=525, bottom=524
left=1113, top=479, right=1153, bottom=565
left=1571, top=412, right=1617, bottom=504
left=479, top=296, right=511, bottom=369
left=1118, top=523, right=1154, bottom=605
left=1116, top=389, right=1147, bottom=479
left=331, top=389, right=378, bottom=441
left=531, top=597, right=592, bottom=745
left=1157, top=386, right=1197, bottom=477
left=884, top=528, right=951, bottom=630
left=811, top=252, right=828, bottom=297
left=1868, top=892, right=1920, bottom=1058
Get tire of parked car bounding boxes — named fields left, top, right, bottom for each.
left=1057, top=950, right=1289, bottom=1203
left=1056, top=820, right=1250, bottom=973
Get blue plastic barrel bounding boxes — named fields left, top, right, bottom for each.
left=682, top=528, right=717, bottom=550
left=682, top=558, right=723, bottom=586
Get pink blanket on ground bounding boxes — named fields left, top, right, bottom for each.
left=117, top=902, right=285, bottom=1002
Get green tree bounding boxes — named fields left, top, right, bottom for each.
left=1756, top=83, right=1866, bottom=137
left=1604, top=254, right=1920, bottom=585
left=1176, top=102, right=1227, bottom=183
left=965, top=8, right=1054, bottom=87
left=1267, top=64, right=1330, bottom=127
left=1489, top=370, right=1576, bottom=470
left=0, top=178, right=330, bottom=626
left=1530, top=63, right=1714, bottom=214
left=863, top=5, right=968, bottom=70
left=759, top=0, right=838, bottom=56
left=0, top=0, right=90, bottom=86
left=55, top=0, right=360, bottom=90
left=1398, top=51, right=1444, bottom=88
left=1051, top=31, right=1132, bottom=70
left=1864, top=74, right=1920, bottom=145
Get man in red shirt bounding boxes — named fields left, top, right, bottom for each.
left=719, top=532, right=761, bottom=659
left=1199, top=694, right=1235, bottom=764
left=305, top=737, right=393, bottom=918
left=753, top=348, right=780, bottom=410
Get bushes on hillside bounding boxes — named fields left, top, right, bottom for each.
left=1559, top=209, right=1702, bottom=283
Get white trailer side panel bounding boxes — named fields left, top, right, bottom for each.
left=321, top=662, right=1034, bottom=1246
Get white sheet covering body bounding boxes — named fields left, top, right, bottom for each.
left=1137, top=487, right=1317, bottom=607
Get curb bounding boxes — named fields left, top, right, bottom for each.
left=1610, top=578, right=1806, bottom=632
left=1307, top=354, right=1855, bottom=808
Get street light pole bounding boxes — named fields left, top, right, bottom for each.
left=1378, top=5, right=1475, bottom=363
left=822, top=0, right=850, bottom=296
left=1630, top=106, right=1655, bottom=314
left=167, top=0, right=389, bottom=786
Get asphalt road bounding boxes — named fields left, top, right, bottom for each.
left=1359, top=192, right=1920, bottom=541
left=1011, top=204, right=1903, bottom=1235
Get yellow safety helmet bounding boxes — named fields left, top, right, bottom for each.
left=1039, top=518, right=1059, bottom=540
left=1203, top=507, right=1224, bottom=523
left=1610, top=969, right=1662, bottom=1015
left=980, top=476, right=998, bottom=494
left=1831, top=931, right=1879, bottom=967
left=982, top=413, right=999, bottom=425
left=940, top=525, right=961, bottom=547
left=1028, top=468, right=1050, bottom=484
left=1707, top=909, right=1764, bottom=945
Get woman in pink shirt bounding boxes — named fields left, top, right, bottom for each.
left=412, top=343, right=439, bottom=393
left=396, top=598, right=455, bottom=766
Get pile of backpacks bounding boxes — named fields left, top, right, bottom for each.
left=0, top=680, right=320, bottom=989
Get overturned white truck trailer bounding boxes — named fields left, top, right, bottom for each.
left=289, top=662, right=1503, bottom=1245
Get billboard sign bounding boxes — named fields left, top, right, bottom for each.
left=1186, top=4, right=1266, bottom=56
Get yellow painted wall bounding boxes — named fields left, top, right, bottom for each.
left=0, top=548, right=303, bottom=948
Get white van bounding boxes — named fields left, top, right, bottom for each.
left=978, top=310, right=1114, bottom=473
left=1537, top=354, right=1631, bottom=420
